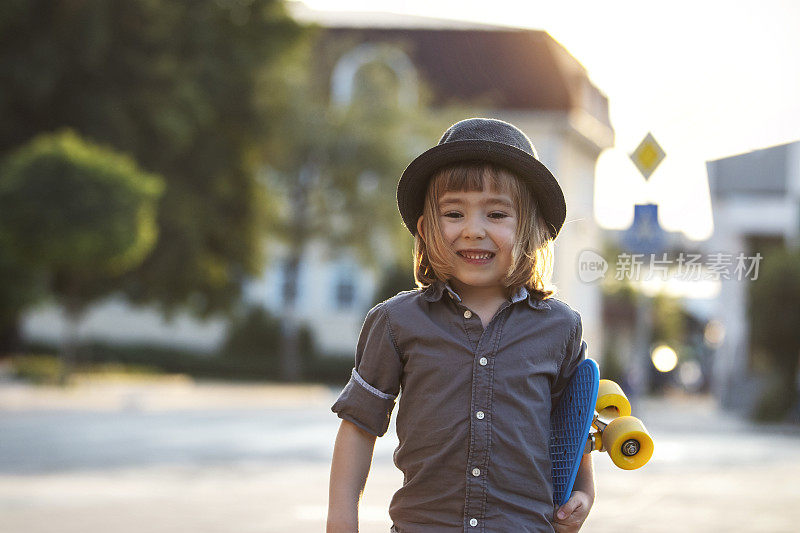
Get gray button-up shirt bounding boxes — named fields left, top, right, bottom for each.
left=332, top=279, right=588, bottom=532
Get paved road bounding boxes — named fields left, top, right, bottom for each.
left=0, top=377, right=799, bottom=533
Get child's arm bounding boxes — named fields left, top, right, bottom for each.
left=327, top=419, right=378, bottom=532
left=554, top=453, right=595, bottom=532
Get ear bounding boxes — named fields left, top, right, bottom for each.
left=416, top=215, right=425, bottom=239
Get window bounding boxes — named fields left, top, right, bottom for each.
left=334, top=271, right=356, bottom=310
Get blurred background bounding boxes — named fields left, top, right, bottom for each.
left=1, top=1, right=799, bottom=532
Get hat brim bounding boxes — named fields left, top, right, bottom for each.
left=397, top=139, right=566, bottom=239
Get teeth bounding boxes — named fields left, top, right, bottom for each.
left=461, top=252, right=493, bottom=260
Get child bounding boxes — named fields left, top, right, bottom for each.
left=327, top=118, right=594, bottom=532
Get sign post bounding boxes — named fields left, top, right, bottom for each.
left=630, top=132, right=665, bottom=180
left=623, top=133, right=667, bottom=398
left=621, top=203, right=666, bottom=256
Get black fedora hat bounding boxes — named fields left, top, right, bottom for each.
left=396, top=117, right=566, bottom=240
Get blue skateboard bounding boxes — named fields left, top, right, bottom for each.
left=550, top=359, right=654, bottom=506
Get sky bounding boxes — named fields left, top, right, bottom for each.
left=298, top=0, right=800, bottom=241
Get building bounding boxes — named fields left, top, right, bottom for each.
left=704, top=140, right=800, bottom=409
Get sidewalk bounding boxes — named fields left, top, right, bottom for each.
left=0, top=373, right=336, bottom=411
left=0, top=377, right=798, bottom=532
left=584, top=393, right=800, bottom=532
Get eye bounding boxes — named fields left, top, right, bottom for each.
left=489, top=212, right=510, bottom=219
left=442, top=211, right=462, bottom=218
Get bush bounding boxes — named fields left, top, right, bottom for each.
left=9, top=353, right=160, bottom=384
left=10, top=354, right=63, bottom=384
left=373, top=263, right=416, bottom=304
left=218, top=305, right=321, bottom=380
left=22, top=340, right=274, bottom=382
left=219, top=306, right=283, bottom=362
left=19, top=305, right=352, bottom=385
left=303, top=351, right=353, bottom=386
left=218, top=304, right=355, bottom=385
left=752, top=371, right=797, bottom=422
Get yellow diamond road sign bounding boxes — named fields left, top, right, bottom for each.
left=630, top=132, right=665, bottom=180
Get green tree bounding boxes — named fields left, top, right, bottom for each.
left=0, top=0, right=304, bottom=326
left=749, top=246, right=800, bottom=420
left=0, top=130, right=164, bottom=382
left=260, top=36, right=449, bottom=380
left=0, top=247, right=46, bottom=356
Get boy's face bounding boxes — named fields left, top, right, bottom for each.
left=433, top=187, right=517, bottom=297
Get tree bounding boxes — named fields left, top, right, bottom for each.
left=0, top=246, right=46, bottom=356
left=0, top=130, right=164, bottom=382
left=0, top=0, right=304, bottom=324
left=260, top=36, right=451, bottom=380
left=749, top=246, right=800, bottom=420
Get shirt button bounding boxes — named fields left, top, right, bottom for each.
left=479, top=357, right=488, bottom=366
left=463, top=310, right=472, bottom=319
left=472, top=467, right=481, bottom=477
left=476, top=411, right=485, bottom=420
left=469, top=518, right=478, bottom=527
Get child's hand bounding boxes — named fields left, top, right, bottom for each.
left=553, top=490, right=593, bottom=532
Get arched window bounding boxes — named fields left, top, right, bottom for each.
left=330, top=43, right=418, bottom=108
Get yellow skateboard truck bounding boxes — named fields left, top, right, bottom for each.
left=586, top=379, right=654, bottom=470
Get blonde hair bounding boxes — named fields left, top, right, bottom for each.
left=413, top=162, right=556, bottom=300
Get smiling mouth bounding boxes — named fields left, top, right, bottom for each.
left=457, top=251, right=495, bottom=261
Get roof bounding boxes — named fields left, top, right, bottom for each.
left=288, top=2, right=507, bottom=30
left=706, top=141, right=798, bottom=197
left=292, top=4, right=611, bottom=125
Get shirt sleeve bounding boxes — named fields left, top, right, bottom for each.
left=331, top=301, right=403, bottom=437
left=550, top=310, right=588, bottom=407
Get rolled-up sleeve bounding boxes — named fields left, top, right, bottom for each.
left=331, top=302, right=403, bottom=437
left=551, top=310, right=588, bottom=406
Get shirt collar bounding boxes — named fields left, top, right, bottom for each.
left=422, top=280, right=550, bottom=311
left=422, top=279, right=462, bottom=303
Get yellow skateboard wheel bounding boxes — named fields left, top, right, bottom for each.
left=602, top=416, right=654, bottom=470
left=596, top=380, right=632, bottom=418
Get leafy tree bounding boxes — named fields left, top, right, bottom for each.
left=0, top=130, right=164, bottom=381
left=0, top=0, right=304, bottom=325
left=259, top=34, right=453, bottom=380
left=0, top=247, right=46, bottom=356
left=749, top=246, right=800, bottom=420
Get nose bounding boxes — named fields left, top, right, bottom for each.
left=462, top=213, right=487, bottom=239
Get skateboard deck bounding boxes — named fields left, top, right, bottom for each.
left=549, top=358, right=654, bottom=506
left=549, top=358, right=600, bottom=506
